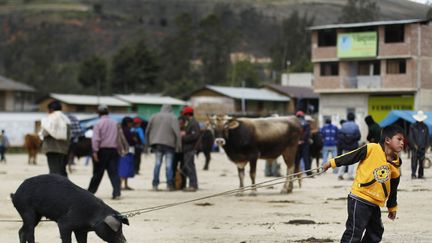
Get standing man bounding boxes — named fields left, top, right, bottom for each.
left=337, top=112, right=361, bottom=180
left=409, top=110, right=430, bottom=179
left=39, top=100, right=71, bottom=177
left=295, top=111, right=312, bottom=175
left=146, top=104, right=181, bottom=191
left=181, top=106, right=200, bottom=192
left=0, top=130, right=10, bottom=163
left=364, top=115, right=381, bottom=143
left=88, top=105, right=127, bottom=200
left=320, top=118, right=338, bottom=171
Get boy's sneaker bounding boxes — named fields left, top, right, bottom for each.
left=338, top=175, right=344, bottom=180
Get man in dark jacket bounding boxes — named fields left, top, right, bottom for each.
left=295, top=111, right=312, bottom=176
left=364, top=115, right=381, bottom=143
left=181, top=106, right=201, bottom=191
left=409, top=110, right=430, bottom=179
left=337, top=112, right=361, bottom=180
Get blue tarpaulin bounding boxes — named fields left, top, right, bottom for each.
left=79, top=114, right=146, bottom=129
left=379, top=110, right=432, bottom=136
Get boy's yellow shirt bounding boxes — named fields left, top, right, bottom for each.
left=329, top=143, right=401, bottom=211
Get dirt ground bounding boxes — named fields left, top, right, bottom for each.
left=0, top=152, right=431, bottom=243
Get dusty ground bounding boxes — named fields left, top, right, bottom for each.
left=0, top=152, right=431, bottom=243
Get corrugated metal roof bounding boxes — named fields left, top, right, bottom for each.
left=265, top=84, right=319, bottom=99
left=50, top=93, right=130, bottom=106
left=206, top=85, right=290, bottom=101
left=116, top=94, right=186, bottom=105
left=0, top=75, right=35, bottom=92
left=308, top=18, right=427, bottom=30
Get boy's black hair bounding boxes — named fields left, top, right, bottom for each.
left=379, top=125, right=405, bottom=144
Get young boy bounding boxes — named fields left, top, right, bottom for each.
left=323, top=125, right=404, bottom=243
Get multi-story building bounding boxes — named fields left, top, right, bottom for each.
left=309, top=19, right=432, bottom=139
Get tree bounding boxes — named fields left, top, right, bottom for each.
left=196, top=14, right=235, bottom=85
left=226, top=60, right=261, bottom=87
left=158, top=13, right=196, bottom=92
left=338, top=0, right=380, bottom=23
left=78, top=56, right=107, bottom=95
left=111, top=40, right=159, bottom=93
left=270, top=11, right=314, bottom=77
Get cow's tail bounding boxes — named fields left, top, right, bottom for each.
left=10, top=193, right=14, bottom=200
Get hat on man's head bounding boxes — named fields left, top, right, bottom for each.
left=182, top=106, right=194, bottom=115
left=413, top=110, right=428, bottom=122
left=97, top=104, right=109, bottom=113
left=296, top=110, right=305, bottom=117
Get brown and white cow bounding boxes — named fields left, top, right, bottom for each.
left=23, top=134, right=41, bottom=165
left=209, top=115, right=301, bottom=194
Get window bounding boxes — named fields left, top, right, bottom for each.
left=386, top=59, right=406, bottom=74
left=385, top=25, right=404, bottom=43
left=320, top=62, right=339, bottom=76
left=318, top=29, right=336, bottom=47
left=358, top=61, right=380, bottom=75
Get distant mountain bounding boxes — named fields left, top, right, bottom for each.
left=0, top=0, right=428, bottom=95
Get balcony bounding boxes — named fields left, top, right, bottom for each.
left=342, top=76, right=382, bottom=89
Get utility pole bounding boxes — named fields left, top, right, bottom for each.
left=241, top=80, right=246, bottom=115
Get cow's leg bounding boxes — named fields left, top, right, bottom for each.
left=249, top=159, right=257, bottom=196
left=236, top=162, right=247, bottom=196
left=281, top=145, right=299, bottom=194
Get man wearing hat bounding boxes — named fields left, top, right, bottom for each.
left=88, top=104, right=125, bottom=200
left=409, top=110, right=430, bottom=179
left=181, top=106, right=201, bottom=192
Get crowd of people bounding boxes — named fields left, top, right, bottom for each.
left=3, top=100, right=430, bottom=202
left=291, top=110, right=430, bottom=182
left=35, top=100, right=208, bottom=200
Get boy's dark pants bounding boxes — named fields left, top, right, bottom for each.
left=341, top=196, right=383, bottom=243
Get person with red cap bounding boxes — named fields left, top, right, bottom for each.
left=181, top=106, right=200, bottom=192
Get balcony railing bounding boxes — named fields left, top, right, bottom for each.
left=342, top=76, right=382, bottom=89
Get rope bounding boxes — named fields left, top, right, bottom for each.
left=120, top=167, right=324, bottom=218
left=0, top=167, right=323, bottom=222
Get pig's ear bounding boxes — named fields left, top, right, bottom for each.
left=104, top=215, right=121, bottom=232
left=114, top=214, right=130, bottom=226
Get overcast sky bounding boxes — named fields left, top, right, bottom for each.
left=410, top=0, right=429, bottom=4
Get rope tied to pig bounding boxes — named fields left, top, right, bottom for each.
left=120, top=167, right=324, bottom=219
left=0, top=167, right=323, bottom=222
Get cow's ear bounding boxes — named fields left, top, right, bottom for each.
left=228, top=120, right=239, bottom=129
left=104, top=215, right=121, bottom=232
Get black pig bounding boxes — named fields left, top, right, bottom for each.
left=12, top=174, right=129, bottom=243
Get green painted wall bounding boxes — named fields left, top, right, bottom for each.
left=136, top=104, right=183, bottom=120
